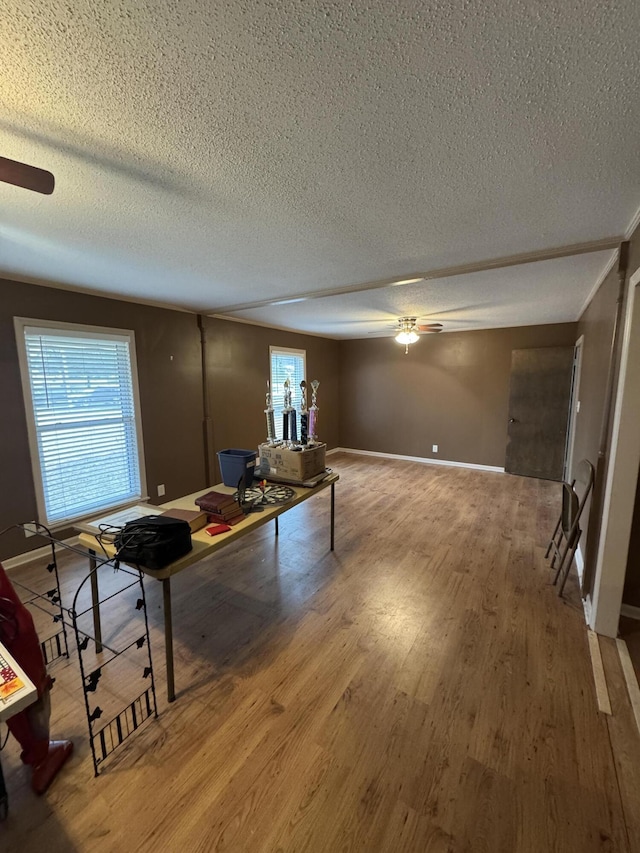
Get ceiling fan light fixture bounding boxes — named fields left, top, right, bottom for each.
left=395, top=329, right=419, bottom=345
left=395, top=317, right=420, bottom=353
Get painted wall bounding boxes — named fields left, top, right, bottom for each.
left=623, top=469, right=640, bottom=607
left=0, top=279, right=339, bottom=560
left=204, top=319, right=340, bottom=478
left=338, top=323, right=578, bottom=469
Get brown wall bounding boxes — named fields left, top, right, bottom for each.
left=623, top=469, right=640, bottom=607
left=571, top=266, right=620, bottom=480
left=204, top=318, right=340, bottom=480
left=569, top=264, right=620, bottom=582
left=0, top=277, right=205, bottom=559
left=0, top=279, right=339, bottom=560
left=338, top=323, right=578, bottom=468
left=625, top=233, right=640, bottom=605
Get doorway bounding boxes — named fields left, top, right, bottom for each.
left=563, top=336, right=584, bottom=481
left=505, top=346, right=574, bottom=480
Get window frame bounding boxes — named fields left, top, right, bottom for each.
left=14, top=317, right=148, bottom=528
left=269, top=346, right=307, bottom=441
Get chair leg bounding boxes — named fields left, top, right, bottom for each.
left=545, top=516, right=562, bottom=560
left=558, top=532, right=582, bottom=598
left=552, top=546, right=569, bottom=585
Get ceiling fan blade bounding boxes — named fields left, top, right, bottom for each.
left=0, top=156, right=55, bottom=194
left=417, top=323, right=443, bottom=332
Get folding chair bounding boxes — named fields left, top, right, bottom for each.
left=546, top=459, right=595, bottom=597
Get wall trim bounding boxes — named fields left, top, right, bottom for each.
left=625, top=203, right=640, bottom=241
left=328, top=447, right=505, bottom=473
left=621, top=604, right=640, bottom=622
left=2, top=536, right=80, bottom=572
left=577, top=249, right=619, bottom=319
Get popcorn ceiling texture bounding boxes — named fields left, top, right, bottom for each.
left=1, top=1, right=639, bottom=334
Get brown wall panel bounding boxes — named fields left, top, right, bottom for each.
left=0, top=278, right=206, bottom=559
left=0, top=280, right=340, bottom=560
left=571, top=267, right=620, bottom=480
left=339, top=323, right=578, bottom=468
left=623, top=469, right=640, bottom=607
left=205, top=318, right=340, bottom=481
left=623, top=229, right=640, bottom=605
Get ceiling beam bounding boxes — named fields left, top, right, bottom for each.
left=208, top=236, right=622, bottom=315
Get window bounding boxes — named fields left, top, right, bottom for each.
left=269, top=346, right=306, bottom=440
left=15, top=319, right=146, bottom=526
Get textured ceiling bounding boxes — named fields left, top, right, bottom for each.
left=224, top=250, right=617, bottom=337
left=1, top=1, right=639, bottom=335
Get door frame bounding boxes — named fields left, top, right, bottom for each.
left=563, top=335, right=584, bottom=481
left=589, top=266, right=640, bottom=637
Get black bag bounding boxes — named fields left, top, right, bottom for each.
left=114, top=516, right=192, bottom=570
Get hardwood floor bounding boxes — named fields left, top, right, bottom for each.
left=1, top=453, right=639, bottom=852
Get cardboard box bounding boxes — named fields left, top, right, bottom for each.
left=258, top=443, right=326, bottom=482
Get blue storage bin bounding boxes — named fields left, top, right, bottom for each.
left=217, top=448, right=257, bottom=488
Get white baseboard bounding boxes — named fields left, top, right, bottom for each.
left=2, top=536, right=80, bottom=572
left=329, top=447, right=505, bottom=474
left=584, top=593, right=593, bottom=627
left=574, top=546, right=592, bottom=625
left=621, top=603, right=640, bottom=621
left=575, top=544, right=584, bottom=584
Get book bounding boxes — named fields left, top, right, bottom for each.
left=195, top=490, right=238, bottom=512
left=205, top=523, right=232, bottom=536
left=208, top=511, right=246, bottom=524
left=160, top=508, right=208, bottom=533
left=207, top=505, right=244, bottom=521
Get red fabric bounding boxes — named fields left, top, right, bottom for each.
left=0, top=562, right=51, bottom=765
left=0, top=562, right=48, bottom=694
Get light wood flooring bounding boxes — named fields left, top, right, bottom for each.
left=2, top=453, right=640, bottom=852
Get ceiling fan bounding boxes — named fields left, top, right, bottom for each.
left=0, top=156, right=55, bottom=194
left=393, top=317, right=443, bottom=353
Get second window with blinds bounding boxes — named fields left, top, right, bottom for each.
left=269, top=346, right=306, bottom=441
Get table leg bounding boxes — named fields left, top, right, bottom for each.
left=275, top=516, right=279, bottom=537
left=330, top=481, right=335, bottom=551
left=163, top=578, right=175, bottom=703
left=89, top=549, right=103, bottom=653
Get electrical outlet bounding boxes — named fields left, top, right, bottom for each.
left=157, top=484, right=166, bottom=497
left=23, top=522, right=39, bottom=538
left=432, top=444, right=438, bottom=453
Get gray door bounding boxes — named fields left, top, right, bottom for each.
left=505, top=347, right=574, bottom=481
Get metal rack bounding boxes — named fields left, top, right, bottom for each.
left=0, top=523, right=158, bottom=779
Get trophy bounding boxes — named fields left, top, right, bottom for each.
left=300, top=380, right=308, bottom=445
left=281, top=378, right=298, bottom=443
left=264, top=380, right=276, bottom=445
left=308, top=379, right=319, bottom=444
left=282, top=378, right=290, bottom=441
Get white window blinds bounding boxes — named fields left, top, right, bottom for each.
left=269, top=348, right=306, bottom=440
left=20, top=325, right=144, bottom=525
